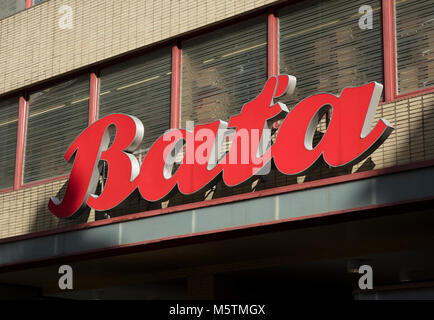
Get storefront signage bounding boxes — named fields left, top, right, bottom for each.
left=49, top=75, right=393, bottom=218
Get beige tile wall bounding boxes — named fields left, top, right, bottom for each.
left=0, top=0, right=280, bottom=96
left=0, top=178, right=93, bottom=239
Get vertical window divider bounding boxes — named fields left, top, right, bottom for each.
left=382, top=0, right=397, bottom=102
left=25, top=0, right=33, bottom=8
left=267, top=13, right=279, bottom=78
left=89, top=72, right=100, bottom=125
left=171, top=45, right=182, bottom=129
left=14, top=95, right=28, bottom=190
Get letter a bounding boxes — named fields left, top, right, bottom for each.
left=358, top=265, right=373, bottom=290
left=58, top=265, right=73, bottom=290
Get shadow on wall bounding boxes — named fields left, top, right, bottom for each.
left=29, top=179, right=91, bottom=235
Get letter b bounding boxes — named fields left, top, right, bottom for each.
left=49, top=114, right=144, bottom=217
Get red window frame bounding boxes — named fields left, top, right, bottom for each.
left=386, top=0, right=434, bottom=100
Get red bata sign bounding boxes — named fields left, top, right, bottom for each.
left=49, top=75, right=393, bottom=218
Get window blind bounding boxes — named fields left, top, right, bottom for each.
left=396, top=0, right=434, bottom=94
left=180, top=16, right=268, bottom=127
left=24, top=75, right=90, bottom=183
left=98, top=48, right=172, bottom=161
left=279, top=0, right=383, bottom=107
left=0, top=97, right=18, bottom=189
left=0, top=0, right=25, bottom=20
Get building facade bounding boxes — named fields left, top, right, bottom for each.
left=0, top=0, right=433, bottom=300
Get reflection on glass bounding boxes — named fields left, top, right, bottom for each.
left=279, top=0, right=383, bottom=107
left=24, top=75, right=90, bottom=183
left=0, top=0, right=26, bottom=20
left=396, top=0, right=434, bottom=94
left=98, top=48, right=171, bottom=162
left=33, top=0, right=46, bottom=5
left=181, top=16, right=267, bottom=127
left=0, top=97, right=19, bottom=189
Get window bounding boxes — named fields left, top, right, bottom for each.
left=396, top=0, right=434, bottom=94
left=0, top=0, right=26, bottom=20
left=279, top=0, right=383, bottom=106
left=24, top=75, right=90, bottom=183
left=98, top=48, right=172, bottom=160
left=0, top=97, right=18, bottom=189
left=180, top=16, right=267, bottom=127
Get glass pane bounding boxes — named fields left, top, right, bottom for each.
left=99, top=48, right=172, bottom=159
left=279, top=0, right=383, bottom=107
left=396, top=0, right=434, bottom=94
left=181, top=16, right=267, bottom=127
left=0, top=0, right=26, bottom=20
left=24, top=75, right=90, bottom=183
left=0, top=97, right=18, bottom=189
